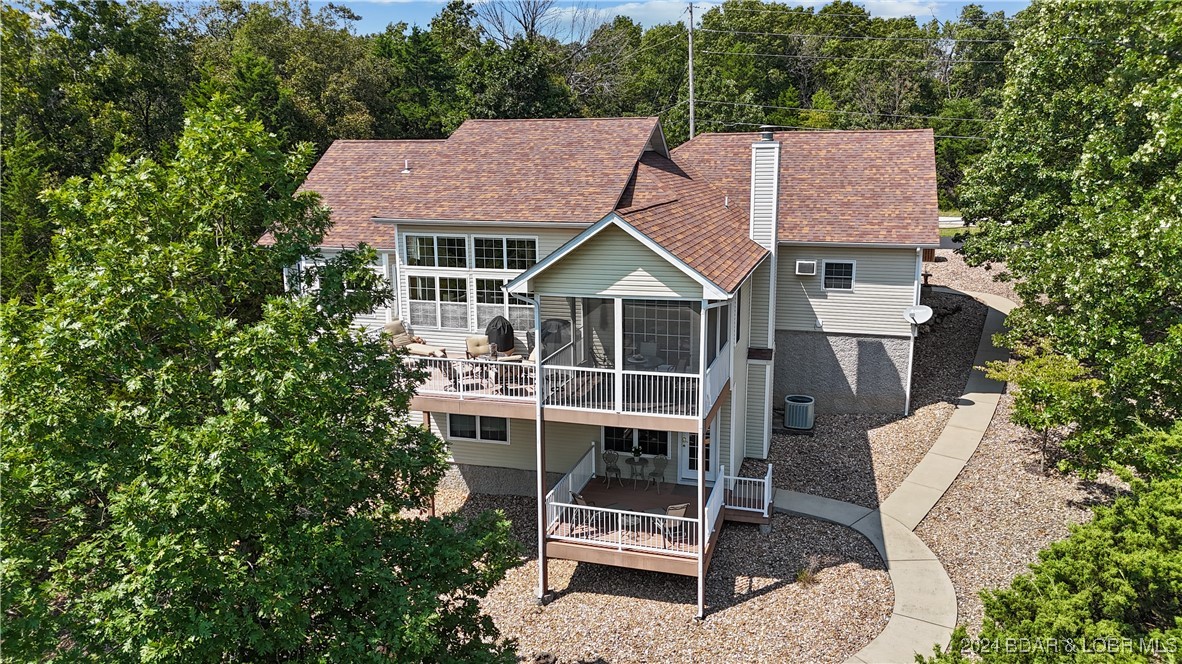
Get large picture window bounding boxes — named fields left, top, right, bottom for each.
left=823, top=261, right=855, bottom=291
left=404, top=234, right=539, bottom=330
left=448, top=414, right=509, bottom=444
left=604, top=427, right=669, bottom=456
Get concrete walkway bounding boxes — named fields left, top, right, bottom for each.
left=773, top=289, right=1015, bottom=664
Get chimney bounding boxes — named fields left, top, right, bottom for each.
left=749, top=131, right=780, bottom=251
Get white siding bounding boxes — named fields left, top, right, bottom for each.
left=776, top=247, right=917, bottom=338
left=305, top=249, right=396, bottom=331
left=532, top=225, right=702, bottom=299
left=729, top=281, right=750, bottom=468
left=749, top=142, right=780, bottom=250
left=744, top=363, right=769, bottom=458
left=749, top=261, right=772, bottom=347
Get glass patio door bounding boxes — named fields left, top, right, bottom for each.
left=678, top=420, right=717, bottom=482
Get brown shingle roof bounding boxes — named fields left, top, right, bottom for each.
left=615, top=152, right=766, bottom=293
left=298, top=140, right=445, bottom=248
left=673, top=130, right=939, bottom=246
left=300, top=118, right=662, bottom=247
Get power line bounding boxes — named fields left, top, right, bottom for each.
left=697, top=99, right=992, bottom=123
left=699, top=48, right=1004, bottom=64
left=699, top=27, right=1013, bottom=44
left=706, top=120, right=989, bottom=140
left=712, top=5, right=1017, bottom=25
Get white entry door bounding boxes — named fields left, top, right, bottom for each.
left=678, top=419, right=718, bottom=482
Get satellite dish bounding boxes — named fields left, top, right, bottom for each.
left=903, top=305, right=934, bottom=325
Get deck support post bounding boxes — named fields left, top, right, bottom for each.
left=529, top=295, right=549, bottom=603
left=696, top=298, right=708, bottom=620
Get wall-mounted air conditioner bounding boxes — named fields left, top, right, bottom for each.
left=795, top=260, right=817, bottom=276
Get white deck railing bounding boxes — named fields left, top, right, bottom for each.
left=704, top=465, right=727, bottom=539
left=546, top=503, right=701, bottom=557
left=541, top=366, right=700, bottom=417
left=723, top=464, right=774, bottom=518
left=544, top=443, right=597, bottom=529
left=410, top=356, right=535, bottom=401
left=703, top=344, right=732, bottom=408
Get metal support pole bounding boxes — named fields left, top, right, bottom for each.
left=687, top=2, right=696, bottom=139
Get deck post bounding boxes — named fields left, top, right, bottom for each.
left=531, top=295, right=550, bottom=604
left=696, top=298, right=708, bottom=620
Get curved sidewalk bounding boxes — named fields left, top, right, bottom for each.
left=774, top=289, right=1015, bottom=664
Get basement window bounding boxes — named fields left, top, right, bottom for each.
left=448, top=414, right=509, bottom=444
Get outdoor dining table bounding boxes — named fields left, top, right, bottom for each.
left=624, top=456, right=648, bottom=488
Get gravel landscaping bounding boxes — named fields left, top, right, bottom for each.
left=433, top=490, right=891, bottom=663
left=753, top=289, right=988, bottom=508
left=926, top=246, right=1020, bottom=303
left=915, top=393, right=1125, bottom=630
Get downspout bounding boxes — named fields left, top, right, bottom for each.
left=904, top=247, right=921, bottom=415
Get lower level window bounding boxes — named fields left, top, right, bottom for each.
left=823, top=261, right=855, bottom=290
left=604, top=427, right=669, bottom=456
left=448, top=414, right=509, bottom=443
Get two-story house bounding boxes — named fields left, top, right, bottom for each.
left=296, top=117, right=938, bottom=617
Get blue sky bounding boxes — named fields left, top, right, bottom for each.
left=317, top=0, right=1031, bottom=35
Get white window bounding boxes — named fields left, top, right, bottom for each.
left=822, top=261, right=855, bottom=291
left=604, top=427, right=669, bottom=456
left=403, top=234, right=538, bottom=330
left=706, top=303, right=730, bottom=366
left=407, top=275, right=469, bottom=329
left=406, top=235, right=468, bottom=269
left=448, top=414, right=509, bottom=444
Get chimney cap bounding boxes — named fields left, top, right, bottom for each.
left=759, top=125, right=775, bottom=141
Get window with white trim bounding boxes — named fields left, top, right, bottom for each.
left=604, top=427, right=669, bottom=456
left=406, top=234, right=468, bottom=268
left=403, top=234, right=539, bottom=330
left=448, top=414, right=509, bottom=443
left=407, top=275, right=469, bottom=329
left=823, top=261, right=855, bottom=291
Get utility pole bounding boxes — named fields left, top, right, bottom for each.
left=687, top=2, right=695, bottom=139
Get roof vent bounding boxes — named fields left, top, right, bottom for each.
left=401, top=159, right=411, bottom=174
left=759, top=125, right=775, bottom=141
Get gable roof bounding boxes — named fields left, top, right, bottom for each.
left=673, top=129, right=939, bottom=246
left=301, top=118, right=663, bottom=247
left=615, top=152, right=766, bottom=293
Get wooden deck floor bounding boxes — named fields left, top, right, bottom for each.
left=577, top=480, right=701, bottom=516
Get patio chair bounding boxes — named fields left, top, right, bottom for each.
left=656, top=502, right=690, bottom=549
left=601, top=450, right=623, bottom=487
left=569, top=493, right=600, bottom=535
left=465, top=335, right=496, bottom=359
left=443, top=360, right=487, bottom=393
left=384, top=319, right=447, bottom=358
left=644, top=454, right=669, bottom=494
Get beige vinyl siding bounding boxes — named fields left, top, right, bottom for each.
left=745, top=363, right=768, bottom=458
left=430, top=414, right=600, bottom=474
left=730, top=281, right=751, bottom=468
left=717, top=394, right=732, bottom=475
left=749, top=261, right=772, bottom=347
left=394, top=225, right=581, bottom=355
left=532, top=225, right=702, bottom=299
left=776, top=247, right=917, bottom=338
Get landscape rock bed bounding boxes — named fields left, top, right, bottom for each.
left=436, top=491, right=891, bottom=663
left=752, top=289, right=987, bottom=508
left=915, top=394, right=1125, bottom=629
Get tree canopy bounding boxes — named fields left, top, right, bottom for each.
left=960, top=0, right=1182, bottom=474
left=0, top=100, right=517, bottom=661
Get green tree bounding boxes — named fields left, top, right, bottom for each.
left=959, top=0, right=1182, bottom=470
left=986, top=343, right=1103, bottom=473
left=0, top=125, right=56, bottom=303
left=0, top=100, right=517, bottom=661
left=923, top=465, right=1182, bottom=664
left=459, top=37, right=574, bottom=119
